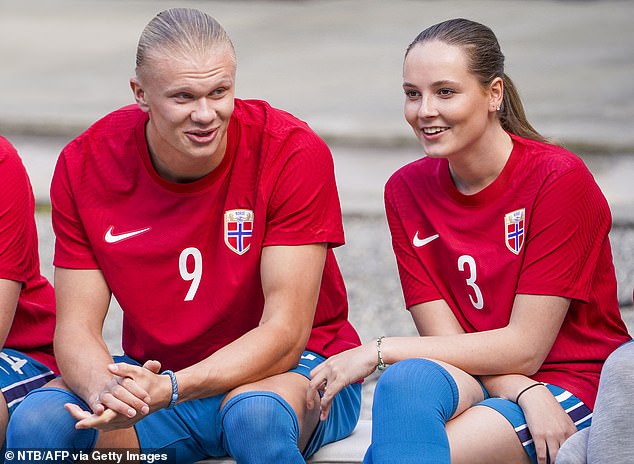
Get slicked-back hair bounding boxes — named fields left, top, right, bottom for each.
left=136, top=8, right=235, bottom=71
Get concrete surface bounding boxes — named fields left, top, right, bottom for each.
left=1, top=0, right=634, bottom=150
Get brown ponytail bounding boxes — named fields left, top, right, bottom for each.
left=406, top=18, right=547, bottom=143
left=500, top=74, right=547, bottom=142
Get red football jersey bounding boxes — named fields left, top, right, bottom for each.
left=385, top=133, right=630, bottom=409
left=0, top=136, right=57, bottom=372
left=52, top=100, right=360, bottom=372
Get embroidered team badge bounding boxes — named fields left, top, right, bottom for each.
left=504, top=208, right=525, bottom=255
left=224, top=209, right=254, bottom=255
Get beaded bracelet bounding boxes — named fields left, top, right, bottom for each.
left=376, top=336, right=387, bottom=371
left=161, top=370, right=179, bottom=409
left=515, top=382, right=545, bottom=403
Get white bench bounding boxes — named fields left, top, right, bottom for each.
left=197, top=419, right=371, bottom=464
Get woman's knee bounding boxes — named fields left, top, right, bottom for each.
left=374, top=358, right=458, bottom=420
left=376, top=358, right=453, bottom=390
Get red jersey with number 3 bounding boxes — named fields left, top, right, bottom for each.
left=51, top=100, right=360, bottom=371
left=385, top=133, right=630, bottom=409
left=0, top=136, right=57, bottom=372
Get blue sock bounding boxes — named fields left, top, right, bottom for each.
left=6, top=387, right=97, bottom=462
left=220, top=391, right=304, bottom=464
left=364, top=359, right=459, bottom=464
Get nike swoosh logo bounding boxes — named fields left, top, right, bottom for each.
left=104, top=226, right=151, bottom=244
left=412, top=232, right=439, bottom=247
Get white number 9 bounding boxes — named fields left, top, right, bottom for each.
left=179, top=247, right=202, bottom=301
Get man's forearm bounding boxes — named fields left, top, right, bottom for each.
left=175, top=320, right=307, bottom=402
left=55, top=325, right=117, bottom=404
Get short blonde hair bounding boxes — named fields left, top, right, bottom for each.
left=136, top=8, right=235, bottom=71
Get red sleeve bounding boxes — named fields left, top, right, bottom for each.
left=0, top=138, right=32, bottom=283
left=263, top=130, right=344, bottom=248
left=51, top=147, right=100, bottom=269
left=517, top=166, right=610, bottom=302
left=385, top=175, right=442, bottom=308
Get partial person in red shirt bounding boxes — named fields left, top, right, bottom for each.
left=6, top=8, right=360, bottom=463
left=0, top=136, right=56, bottom=445
left=307, top=18, right=630, bottom=464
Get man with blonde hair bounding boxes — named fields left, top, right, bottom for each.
left=7, top=8, right=361, bottom=463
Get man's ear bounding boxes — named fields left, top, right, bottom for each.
left=130, top=77, right=149, bottom=112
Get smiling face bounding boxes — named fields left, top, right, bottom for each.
left=403, top=40, right=501, bottom=160
left=131, top=46, right=236, bottom=182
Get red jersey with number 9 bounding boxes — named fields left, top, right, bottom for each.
left=51, top=100, right=360, bottom=372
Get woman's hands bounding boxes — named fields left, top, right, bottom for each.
left=65, top=360, right=172, bottom=431
left=517, top=384, right=577, bottom=464
left=306, top=343, right=377, bottom=420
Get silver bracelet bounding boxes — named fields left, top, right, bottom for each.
left=376, top=336, right=387, bottom=371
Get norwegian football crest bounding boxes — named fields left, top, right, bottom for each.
left=504, top=208, right=525, bottom=255
left=224, top=209, right=254, bottom=255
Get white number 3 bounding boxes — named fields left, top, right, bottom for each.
left=457, top=255, right=484, bottom=310
left=179, top=247, right=202, bottom=301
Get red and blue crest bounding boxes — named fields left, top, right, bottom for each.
left=224, top=209, right=254, bottom=255
left=504, top=208, right=525, bottom=255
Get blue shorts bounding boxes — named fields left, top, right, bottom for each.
left=478, top=383, right=592, bottom=463
left=129, top=350, right=361, bottom=461
left=0, top=348, right=55, bottom=414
